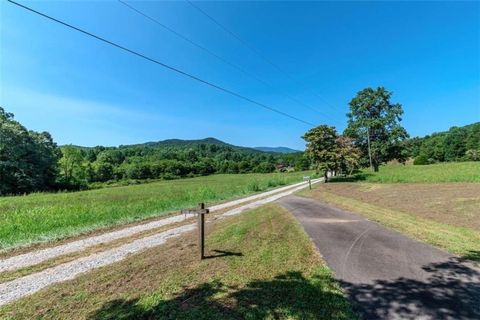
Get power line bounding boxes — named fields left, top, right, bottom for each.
left=7, top=0, right=316, bottom=127
left=186, top=0, right=343, bottom=116
left=118, top=0, right=342, bottom=126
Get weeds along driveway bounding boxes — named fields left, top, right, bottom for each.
left=279, top=195, right=480, bottom=320
left=0, top=179, right=319, bottom=273
left=0, top=179, right=322, bottom=306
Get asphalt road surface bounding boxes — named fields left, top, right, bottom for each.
left=279, top=195, right=480, bottom=320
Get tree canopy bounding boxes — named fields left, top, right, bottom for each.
left=302, top=125, right=360, bottom=181
left=406, top=122, right=480, bottom=164
left=344, top=87, right=409, bottom=171
left=0, top=107, right=59, bottom=195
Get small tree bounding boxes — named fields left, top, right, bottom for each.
left=344, top=87, right=408, bottom=171
left=336, top=136, right=361, bottom=175
left=302, top=125, right=339, bottom=182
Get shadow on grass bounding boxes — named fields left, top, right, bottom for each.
left=463, top=250, right=480, bottom=263
left=203, top=250, right=243, bottom=260
left=327, top=173, right=374, bottom=183
left=340, top=256, right=480, bottom=320
left=88, top=271, right=355, bottom=320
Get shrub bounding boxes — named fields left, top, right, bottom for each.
left=465, top=149, right=480, bottom=161
left=413, top=155, right=430, bottom=165
left=247, top=180, right=261, bottom=192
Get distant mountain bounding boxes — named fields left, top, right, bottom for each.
left=64, top=138, right=303, bottom=155
left=119, top=137, right=264, bottom=153
left=254, top=146, right=302, bottom=154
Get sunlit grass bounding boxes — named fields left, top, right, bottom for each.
left=348, top=162, right=480, bottom=183
left=0, top=172, right=313, bottom=250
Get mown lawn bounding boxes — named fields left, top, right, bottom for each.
left=341, top=162, right=480, bottom=183
left=0, top=204, right=357, bottom=320
left=298, top=184, right=480, bottom=262
left=0, top=172, right=313, bottom=250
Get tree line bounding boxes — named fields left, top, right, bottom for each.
left=58, top=143, right=307, bottom=190
left=406, top=122, right=480, bottom=164
left=0, top=106, right=307, bottom=195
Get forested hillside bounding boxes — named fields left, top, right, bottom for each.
left=406, top=122, right=480, bottom=164
left=59, top=138, right=306, bottom=189
left=0, top=107, right=307, bottom=195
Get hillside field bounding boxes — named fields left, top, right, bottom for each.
left=0, top=172, right=314, bottom=250
left=340, top=161, right=480, bottom=183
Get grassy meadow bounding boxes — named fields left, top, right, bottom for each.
left=342, top=161, right=480, bottom=183
left=0, top=172, right=313, bottom=250
left=0, top=204, right=356, bottom=319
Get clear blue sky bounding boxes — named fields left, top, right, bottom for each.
left=1, top=1, right=479, bottom=150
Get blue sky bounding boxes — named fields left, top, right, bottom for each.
left=1, top=1, right=479, bottom=150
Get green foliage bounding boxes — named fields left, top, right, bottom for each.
left=0, top=107, right=59, bottom=195
left=406, top=122, right=480, bottom=162
left=302, top=125, right=360, bottom=180
left=61, top=140, right=306, bottom=186
left=247, top=180, right=261, bottom=192
left=465, top=149, right=480, bottom=161
left=303, top=125, right=339, bottom=180
left=413, top=155, right=430, bottom=165
left=344, top=87, right=409, bottom=171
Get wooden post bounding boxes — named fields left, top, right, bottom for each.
left=303, top=176, right=311, bottom=189
left=198, top=203, right=205, bottom=260
left=181, top=203, right=210, bottom=260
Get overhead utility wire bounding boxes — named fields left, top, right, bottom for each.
left=118, top=0, right=341, bottom=125
left=186, top=0, right=342, bottom=116
left=8, top=0, right=315, bottom=127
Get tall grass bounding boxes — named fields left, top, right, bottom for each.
left=0, top=172, right=313, bottom=250
left=354, top=162, right=480, bottom=183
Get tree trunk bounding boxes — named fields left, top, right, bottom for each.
left=324, top=170, right=328, bottom=183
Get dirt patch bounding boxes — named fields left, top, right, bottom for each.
left=315, top=183, right=480, bottom=230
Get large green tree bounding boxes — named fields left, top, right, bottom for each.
left=302, top=125, right=339, bottom=182
left=344, top=87, right=408, bottom=171
left=0, top=107, right=59, bottom=195
left=58, top=145, right=87, bottom=187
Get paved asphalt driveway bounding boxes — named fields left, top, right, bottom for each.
left=279, top=195, right=480, bottom=320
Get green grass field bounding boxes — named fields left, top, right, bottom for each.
left=343, top=161, right=480, bottom=183
left=0, top=172, right=313, bottom=250
left=0, top=204, right=356, bottom=319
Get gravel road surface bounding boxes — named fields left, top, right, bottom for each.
left=0, top=179, right=318, bottom=273
left=0, top=179, right=321, bottom=306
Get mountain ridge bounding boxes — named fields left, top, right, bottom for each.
left=63, top=137, right=300, bottom=154
left=253, top=146, right=302, bottom=154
